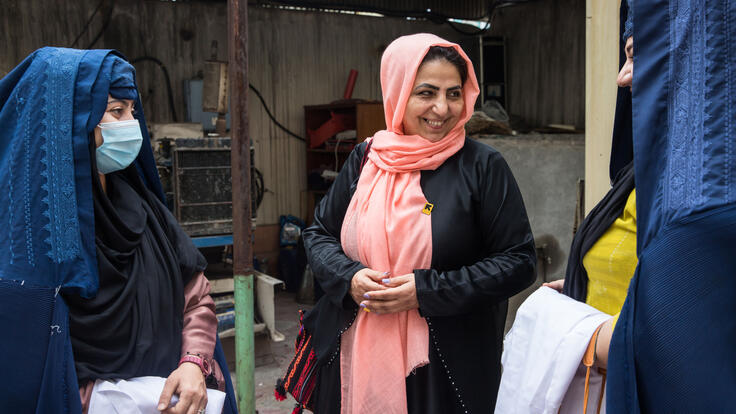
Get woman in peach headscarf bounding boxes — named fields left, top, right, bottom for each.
left=302, top=33, right=537, bottom=413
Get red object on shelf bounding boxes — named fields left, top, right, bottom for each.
left=307, top=112, right=356, bottom=148
left=343, top=69, right=358, bottom=99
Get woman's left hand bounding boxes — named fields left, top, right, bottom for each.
left=542, top=278, right=565, bottom=292
left=361, top=273, right=419, bottom=314
left=157, top=362, right=208, bottom=413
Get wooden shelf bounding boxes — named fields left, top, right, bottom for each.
left=304, top=101, right=385, bottom=222
left=209, top=277, right=234, bottom=295
left=304, top=102, right=385, bottom=148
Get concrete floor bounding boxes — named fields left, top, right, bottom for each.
left=221, top=290, right=313, bottom=413
left=216, top=281, right=543, bottom=413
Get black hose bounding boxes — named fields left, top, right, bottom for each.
left=130, top=56, right=179, bottom=122
left=86, top=1, right=115, bottom=49
left=71, top=0, right=104, bottom=48
left=128, top=56, right=302, bottom=135
left=252, top=167, right=265, bottom=211
left=249, top=83, right=306, bottom=142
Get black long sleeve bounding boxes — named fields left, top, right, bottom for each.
left=302, top=144, right=366, bottom=310
left=302, top=139, right=537, bottom=413
left=414, top=143, right=537, bottom=317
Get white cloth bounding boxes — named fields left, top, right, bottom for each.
left=495, top=287, right=612, bottom=414
left=88, top=376, right=226, bottom=414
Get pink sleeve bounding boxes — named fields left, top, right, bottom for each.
left=181, top=272, right=218, bottom=359
left=79, top=381, right=94, bottom=414
left=77, top=275, right=223, bottom=405
left=182, top=272, right=227, bottom=390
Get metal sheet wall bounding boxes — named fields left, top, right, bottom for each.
left=488, top=0, right=586, bottom=128
left=1, top=0, right=585, bottom=224
left=245, top=7, right=461, bottom=225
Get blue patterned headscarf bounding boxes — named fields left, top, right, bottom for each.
left=623, top=0, right=633, bottom=39
left=0, top=47, right=163, bottom=298
left=0, top=48, right=164, bottom=413
left=0, top=48, right=238, bottom=414
left=608, top=1, right=736, bottom=411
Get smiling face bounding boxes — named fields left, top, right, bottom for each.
left=617, top=37, right=634, bottom=90
left=93, top=95, right=136, bottom=148
left=402, top=59, right=465, bottom=142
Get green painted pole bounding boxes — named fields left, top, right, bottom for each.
left=234, top=273, right=254, bottom=413
left=228, top=0, right=255, bottom=412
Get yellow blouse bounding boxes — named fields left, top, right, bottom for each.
left=583, top=189, right=637, bottom=326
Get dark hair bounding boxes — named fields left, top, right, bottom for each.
left=420, top=46, right=469, bottom=85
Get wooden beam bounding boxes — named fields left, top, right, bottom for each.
left=585, top=0, right=621, bottom=213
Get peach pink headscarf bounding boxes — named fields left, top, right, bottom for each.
left=339, top=33, right=479, bottom=414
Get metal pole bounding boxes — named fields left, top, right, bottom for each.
left=228, top=0, right=254, bottom=413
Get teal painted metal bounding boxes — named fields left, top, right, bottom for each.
left=191, top=235, right=234, bottom=248
left=234, top=273, right=255, bottom=413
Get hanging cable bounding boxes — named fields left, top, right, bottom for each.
left=252, top=168, right=265, bottom=211
left=71, top=0, right=104, bottom=48
left=127, top=56, right=302, bottom=136
left=248, top=83, right=306, bottom=142
left=130, top=56, right=179, bottom=122
left=86, top=2, right=115, bottom=49
left=334, top=135, right=342, bottom=171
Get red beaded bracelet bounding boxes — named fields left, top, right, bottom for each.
left=179, top=353, right=210, bottom=376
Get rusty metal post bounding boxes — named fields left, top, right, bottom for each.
left=228, top=0, right=255, bottom=412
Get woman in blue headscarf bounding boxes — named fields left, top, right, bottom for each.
left=0, top=48, right=237, bottom=414
left=606, top=0, right=736, bottom=411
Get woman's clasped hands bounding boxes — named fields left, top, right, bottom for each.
left=350, top=268, right=419, bottom=314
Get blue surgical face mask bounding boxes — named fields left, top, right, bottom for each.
left=96, top=119, right=143, bottom=174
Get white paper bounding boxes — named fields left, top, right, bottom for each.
left=495, top=287, right=611, bottom=414
left=88, top=376, right=226, bottom=414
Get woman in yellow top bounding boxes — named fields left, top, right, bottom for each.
left=584, top=189, right=636, bottom=324
left=544, top=32, right=636, bottom=369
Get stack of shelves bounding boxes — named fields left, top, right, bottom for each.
left=304, top=101, right=385, bottom=222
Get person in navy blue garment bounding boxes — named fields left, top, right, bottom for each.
left=606, top=1, right=736, bottom=411
left=0, top=48, right=238, bottom=414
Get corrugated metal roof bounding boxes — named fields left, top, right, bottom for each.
left=253, top=0, right=497, bottom=20
left=177, top=0, right=534, bottom=21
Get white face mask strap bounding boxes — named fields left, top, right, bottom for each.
left=98, top=119, right=140, bottom=129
